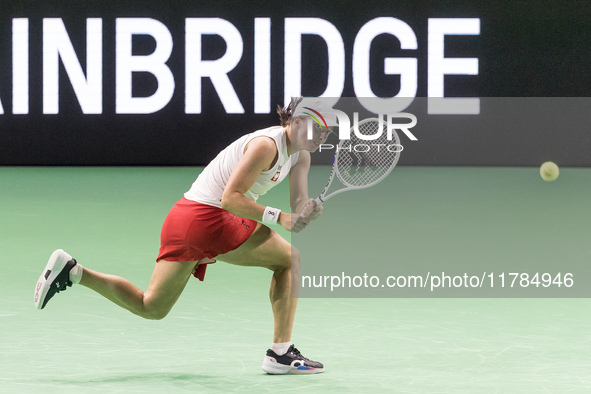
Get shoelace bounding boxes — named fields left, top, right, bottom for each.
left=291, top=347, right=311, bottom=361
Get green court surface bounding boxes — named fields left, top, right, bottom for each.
left=1, top=166, right=590, bottom=393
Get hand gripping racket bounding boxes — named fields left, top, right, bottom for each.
left=315, top=117, right=401, bottom=205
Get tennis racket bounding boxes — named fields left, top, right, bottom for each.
left=314, top=117, right=401, bottom=205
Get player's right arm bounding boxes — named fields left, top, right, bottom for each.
left=220, top=137, right=307, bottom=232
left=221, top=137, right=275, bottom=222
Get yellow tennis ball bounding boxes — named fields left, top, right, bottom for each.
left=540, top=161, right=559, bottom=181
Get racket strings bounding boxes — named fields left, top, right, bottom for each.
left=336, top=120, right=400, bottom=187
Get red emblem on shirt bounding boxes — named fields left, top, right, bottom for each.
left=271, top=171, right=280, bottom=182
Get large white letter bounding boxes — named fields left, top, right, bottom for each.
left=428, top=18, right=480, bottom=114
left=353, top=17, right=417, bottom=114
left=186, top=18, right=244, bottom=114
left=13, top=18, right=29, bottom=114
left=284, top=18, right=344, bottom=107
left=43, top=18, right=102, bottom=114
left=116, top=18, right=174, bottom=114
left=254, top=18, right=271, bottom=114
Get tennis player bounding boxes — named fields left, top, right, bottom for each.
left=34, top=98, right=334, bottom=375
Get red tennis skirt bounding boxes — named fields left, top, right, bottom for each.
left=157, top=197, right=257, bottom=280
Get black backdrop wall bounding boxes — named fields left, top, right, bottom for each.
left=0, top=0, right=589, bottom=166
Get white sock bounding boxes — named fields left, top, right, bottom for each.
left=69, top=263, right=83, bottom=284
left=271, top=341, right=291, bottom=356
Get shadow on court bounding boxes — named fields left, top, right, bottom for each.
left=47, top=372, right=217, bottom=384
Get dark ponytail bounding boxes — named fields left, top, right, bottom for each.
left=276, top=97, right=302, bottom=127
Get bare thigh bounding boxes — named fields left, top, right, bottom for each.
left=143, top=259, right=197, bottom=316
left=216, top=223, right=294, bottom=270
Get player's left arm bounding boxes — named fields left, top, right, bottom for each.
left=289, top=151, right=323, bottom=220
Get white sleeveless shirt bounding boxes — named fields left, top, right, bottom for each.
left=184, top=126, right=299, bottom=208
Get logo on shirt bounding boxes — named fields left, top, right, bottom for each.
left=271, top=164, right=282, bottom=182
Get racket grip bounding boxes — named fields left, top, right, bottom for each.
left=314, top=197, right=324, bottom=206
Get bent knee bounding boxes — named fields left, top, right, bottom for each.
left=145, top=308, right=170, bottom=320
left=140, top=296, right=173, bottom=320
left=272, top=247, right=300, bottom=271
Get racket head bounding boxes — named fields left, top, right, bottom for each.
left=334, top=117, right=401, bottom=189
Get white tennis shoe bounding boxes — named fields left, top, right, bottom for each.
left=34, top=249, right=77, bottom=309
